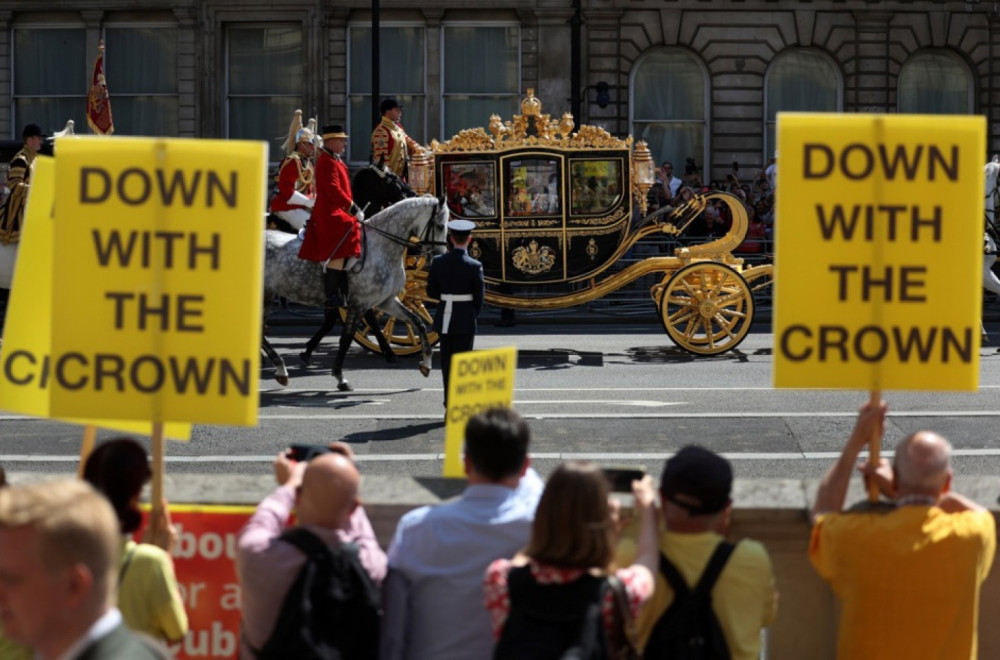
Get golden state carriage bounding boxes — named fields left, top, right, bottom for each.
left=353, top=90, right=774, bottom=356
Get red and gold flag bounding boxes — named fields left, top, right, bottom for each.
left=86, top=41, right=114, bottom=135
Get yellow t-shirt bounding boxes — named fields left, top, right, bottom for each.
left=633, top=531, right=777, bottom=660
left=810, top=507, right=996, bottom=660
left=118, top=539, right=189, bottom=643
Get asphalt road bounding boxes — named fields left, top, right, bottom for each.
left=3, top=319, right=1000, bottom=482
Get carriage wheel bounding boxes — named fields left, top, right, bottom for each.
left=349, top=255, right=440, bottom=356
left=658, top=262, right=754, bottom=355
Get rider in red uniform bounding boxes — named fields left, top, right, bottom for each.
left=298, top=124, right=364, bottom=308
left=269, top=109, right=316, bottom=231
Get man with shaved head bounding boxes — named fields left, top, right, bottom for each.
left=237, top=444, right=386, bottom=658
left=810, top=401, right=996, bottom=660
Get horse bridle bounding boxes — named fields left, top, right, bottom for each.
left=360, top=201, right=449, bottom=255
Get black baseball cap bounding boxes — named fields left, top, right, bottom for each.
left=380, top=98, right=402, bottom=115
left=22, top=123, right=44, bottom=139
left=659, top=445, right=732, bottom=515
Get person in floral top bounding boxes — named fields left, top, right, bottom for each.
left=484, top=460, right=659, bottom=651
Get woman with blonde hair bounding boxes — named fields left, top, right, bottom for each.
left=484, top=460, right=659, bottom=658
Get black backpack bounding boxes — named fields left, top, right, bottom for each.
left=643, top=542, right=736, bottom=660
left=255, top=527, right=381, bottom=660
left=493, top=565, right=610, bottom=660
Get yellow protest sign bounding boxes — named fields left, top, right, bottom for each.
left=0, top=157, right=190, bottom=439
left=774, top=114, right=984, bottom=390
left=48, top=138, right=267, bottom=425
left=443, top=346, right=517, bottom=477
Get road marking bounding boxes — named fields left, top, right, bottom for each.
left=5, top=448, right=1000, bottom=464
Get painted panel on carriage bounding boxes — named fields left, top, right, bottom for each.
left=47, top=138, right=267, bottom=425
left=0, top=157, right=191, bottom=439
left=443, top=346, right=517, bottom=478
left=773, top=113, right=984, bottom=390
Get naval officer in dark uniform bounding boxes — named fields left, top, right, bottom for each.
left=427, top=219, right=485, bottom=405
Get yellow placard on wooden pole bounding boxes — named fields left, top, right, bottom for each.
left=0, top=156, right=191, bottom=440
left=48, top=138, right=267, bottom=425
left=442, top=346, right=518, bottom=478
left=774, top=114, right=984, bottom=391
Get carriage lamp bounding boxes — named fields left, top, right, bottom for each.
left=409, top=148, right=433, bottom=195
left=632, top=140, right=656, bottom=216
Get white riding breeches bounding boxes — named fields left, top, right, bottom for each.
left=275, top=208, right=311, bottom=231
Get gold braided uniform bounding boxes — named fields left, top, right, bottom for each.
left=0, top=145, right=37, bottom=244
left=370, top=116, right=421, bottom=180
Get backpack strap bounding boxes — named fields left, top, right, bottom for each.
left=279, top=526, right=335, bottom=561
left=659, top=540, right=737, bottom=598
left=692, top=541, right=737, bottom=599
left=118, top=542, right=138, bottom=586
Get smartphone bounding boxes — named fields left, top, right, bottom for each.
left=286, top=444, right=332, bottom=462
left=602, top=467, right=646, bottom=493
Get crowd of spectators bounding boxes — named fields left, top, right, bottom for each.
left=0, top=403, right=994, bottom=659
left=646, top=157, right=777, bottom=257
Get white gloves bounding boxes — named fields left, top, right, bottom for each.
left=355, top=208, right=365, bottom=223
left=288, top=190, right=315, bottom=209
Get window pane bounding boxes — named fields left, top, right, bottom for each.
left=766, top=51, right=838, bottom=121
left=349, top=95, right=425, bottom=163
left=632, top=50, right=704, bottom=121
left=15, top=98, right=83, bottom=138
left=106, top=28, right=178, bottom=94
left=350, top=27, right=424, bottom=94
left=228, top=27, right=303, bottom=95
left=112, top=97, right=179, bottom=136
left=507, top=157, right=561, bottom=216
left=634, top=122, right=704, bottom=177
left=444, top=26, right=518, bottom=93
left=229, top=96, right=301, bottom=162
left=898, top=53, right=971, bottom=114
left=569, top=160, right=621, bottom=216
left=14, top=28, right=86, bottom=95
left=443, top=95, right=519, bottom=139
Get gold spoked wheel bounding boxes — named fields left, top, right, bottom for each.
left=350, top=255, right=440, bottom=356
left=659, top=262, right=754, bottom=355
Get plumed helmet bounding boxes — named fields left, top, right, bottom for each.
left=281, top=109, right=305, bottom=156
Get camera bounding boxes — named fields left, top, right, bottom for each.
left=285, top=444, right=333, bottom=462
left=602, top=467, right=646, bottom=493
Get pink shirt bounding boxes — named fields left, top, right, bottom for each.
left=236, top=485, right=387, bottom=658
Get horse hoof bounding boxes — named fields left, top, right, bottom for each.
left=338, top=381, right=353, bottom=392
left=299, top=351, right=312, bottom=366
left=276, top=375, right=289, bottom=386
left=419, top=364, right=431, bottom=377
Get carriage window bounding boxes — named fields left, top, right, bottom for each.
left=569, top=160, right=622, bottom=216
left=506, top=158, right=560, bottom=217
left=444, top=162, right=497, bottom=219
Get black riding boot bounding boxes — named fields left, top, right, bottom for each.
left=299, top=269, right=345, bottom=366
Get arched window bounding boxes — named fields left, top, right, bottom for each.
left=630, top=49, right=707, bottom=179
left=898, top=51, right=973, bottom=114
left=764, top=49, right=841, bottom=160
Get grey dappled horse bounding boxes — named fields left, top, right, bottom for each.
left=261, top=196, right=449, bottom=389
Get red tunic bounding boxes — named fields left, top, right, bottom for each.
left=298, top=149, right=360, bottom=262
left=270, top=152, right=314, bottom=213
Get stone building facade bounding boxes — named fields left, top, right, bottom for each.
left=1, top=0, right=996, bottom=181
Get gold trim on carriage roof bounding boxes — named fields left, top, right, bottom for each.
left=429, top=90, right=634, bottom=154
